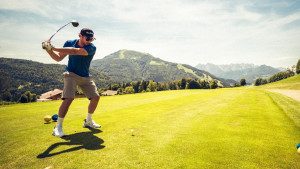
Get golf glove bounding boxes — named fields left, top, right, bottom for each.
left=42, top=41, right=54, bottom=51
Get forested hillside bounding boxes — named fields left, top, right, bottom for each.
left=0, top=58, right=115, bottom=101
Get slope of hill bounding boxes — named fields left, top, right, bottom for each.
left=259, top=74, right=300, bottom=90
left=0, top=58, right=116, bottom=101
left=91, top=50, right=232, bottom=86
left=195, top=63, right=282, bottom=83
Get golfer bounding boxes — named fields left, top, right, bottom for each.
left=42, top=28, right=101, bottom=137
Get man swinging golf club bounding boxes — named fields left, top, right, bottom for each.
left=42, top=28, right=101, bottom=137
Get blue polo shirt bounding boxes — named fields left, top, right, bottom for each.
left=63, top=39, right=96, bottom=77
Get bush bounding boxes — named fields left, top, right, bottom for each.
left=234, top=83, right=240, bottom=87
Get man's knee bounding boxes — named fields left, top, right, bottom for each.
left=90, top=96, right=100, bottom=102
left=63, top=98, right=74, bottom=104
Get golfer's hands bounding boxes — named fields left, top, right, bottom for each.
left=42, top=40, right=54, bottom=51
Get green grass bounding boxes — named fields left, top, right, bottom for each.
left=259, top=74, right=300, bottom=90
left=1, top=88, right=300, bottom=168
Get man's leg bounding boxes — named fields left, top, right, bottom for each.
left=53, top=98, right=74, bottom=137
left=84, top=96, right=101, bottom=128
left=88, top=96, right=100, bottom=114
left=59, top=98, right=74, bottom=118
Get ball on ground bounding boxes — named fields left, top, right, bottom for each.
left=44, top=115, right=51, bottom=122
left=52, top=114, right=58, bottom=121
left=298, top=148, right=300, bottom=155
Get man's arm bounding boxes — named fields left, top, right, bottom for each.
left=42, top=40, right=89, bottom=62
left=53, top=47, right=88, bottom=56
left=46, top=50, right=68, bottom=62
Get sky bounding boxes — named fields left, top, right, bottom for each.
left=0, top=0, right=300, bottom=68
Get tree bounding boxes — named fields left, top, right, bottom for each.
left=254, top=78, right=261, bottom=86
left=180, top=78, right=186, bottom=89
left=254, top=78, right=267, bottom=86
left=209, top=80, right=218, bottom=89
left=124, top=86, right=135, bottom=94
left=98, top=88, right=105, bottom=95
left=297, top=59, right=300, bottom=74
left=268, top=71, right=294, bottom=83
left=117, top=88, right=124, bottom=95
left=147, top=80, right=157, bottom=92
left=76, top=87, right=84, bottom=95
left=131, top=81, right=140, bottom=93
left=24, top=91, right=32, bottom=102
left=31, top=94, right=37, bottom=102
left=156, top=82, right=163, bottom=91
left=262, top=79, right=267, bottom=85
left=168, top=82, right=178, bottom=90
left=18, top=91, right=37, bottom=103
left=199, top=80, right=209, bottom=89
left=2, top=91, right=12, bottom=101
left=187, top=80, right=201, bottom=89
left=139, top=80, right=147, bottom=92
left=161, top=82, right=169, bottom=91
left=19, top=94, right=28, bottom=103
left=111, top=84, right=119, bottom=91
left=240, top=78, right=246, bottom=86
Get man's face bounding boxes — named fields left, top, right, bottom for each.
left=80, top=34, right=94, bottom=46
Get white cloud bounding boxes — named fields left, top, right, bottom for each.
left=0, top=0, right=299, bottom=68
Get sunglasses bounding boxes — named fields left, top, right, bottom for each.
left=86, top=37, right=96, bottom=41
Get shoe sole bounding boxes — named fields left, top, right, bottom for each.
left=83, top=124, right=101, bottom=128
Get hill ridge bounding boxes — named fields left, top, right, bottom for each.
left=92, top=49, right=232, bottom=86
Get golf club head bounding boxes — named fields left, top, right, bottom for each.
left=71, top=20, right=79, bottom=27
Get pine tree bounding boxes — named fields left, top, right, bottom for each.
left=181, top=78, right=186, bottom=89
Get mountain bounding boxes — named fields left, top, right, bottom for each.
left=0, top=58, right=116, bottom=101
left=91, top=49, right=232, bottom=86
left=195, top=63, right=282, bottom=83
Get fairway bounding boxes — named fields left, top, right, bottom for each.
left=1, top=88, right=300, bottom=168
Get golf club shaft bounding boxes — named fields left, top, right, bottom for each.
left=49, top=22, right=71, bottom=40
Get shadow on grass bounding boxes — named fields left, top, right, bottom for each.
left=37, top=128, right=105, bottom=158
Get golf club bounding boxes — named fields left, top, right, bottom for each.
left=42, top=20, right=79, bottom=49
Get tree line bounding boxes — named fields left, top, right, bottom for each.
left=99, top=78, right=220, bottom=95
left=254, top=59, right=299, bottom=86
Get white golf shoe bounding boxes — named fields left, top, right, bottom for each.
left=83, top=119, right=101, bottom=128
left=52, top=126, right=65, bottom=137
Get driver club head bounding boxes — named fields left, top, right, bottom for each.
left=71, top=20, right=79, bottom=27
